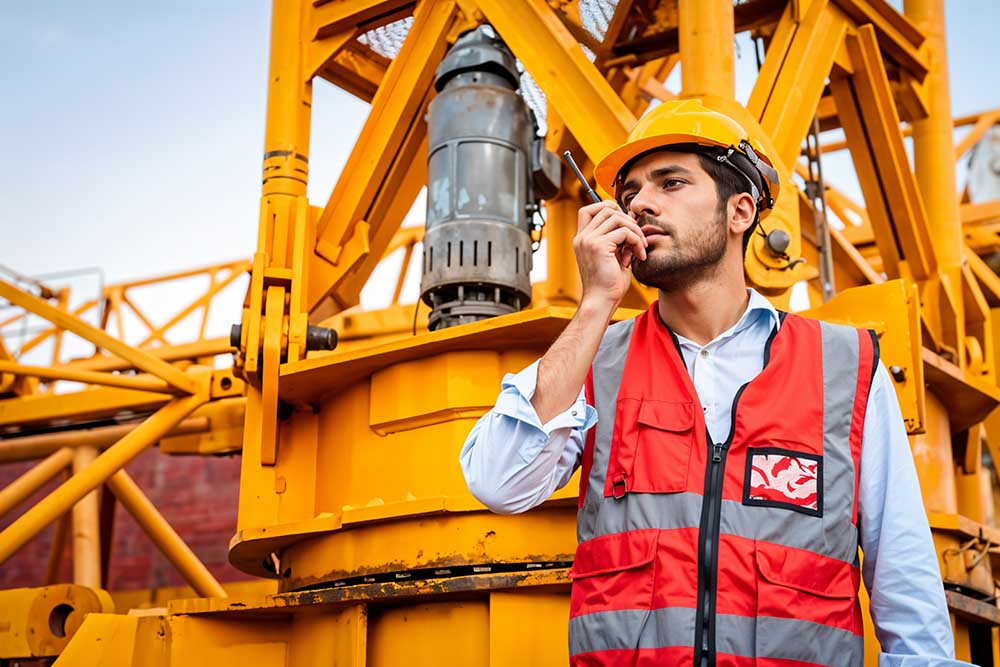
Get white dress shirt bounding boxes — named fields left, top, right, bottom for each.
left=460, top=289, right=968, bottom=666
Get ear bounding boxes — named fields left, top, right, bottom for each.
left=728, top=192, right=757, bottom=237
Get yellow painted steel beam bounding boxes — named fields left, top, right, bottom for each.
left=749, top=0, right=849, bottom=168
left=966, top=250, right=1000, bottom=308
left=304, top=28, right=358, bottom=83
left=904, top=0, right=961, bottom=273
left=0, top=279, right=199, bottom=395
left=0, top=385, right=170, bottom=428
left=317, top=40, right=390, bottom=101
left=833, top=0, right=927, bottom=79
left=106, top=469, right=227, bottom=598
left=474, top=0, right=636, bottom=166
left=829, top=26, right=937, bottom=282
left=0, top=360, right=175, bottom=394
left=310, top=0, right=414, bottom=39
left=71, top=446, right=102, bottom=589
left=135, top=267, right=247, bottom=348
left=121, top=293, right=168, bottom=346
left=0, top=391, right=207, bottom=565
left=820, top=108, right=1000, bottom=154
left=952, top=109, right=1000, bottom=161
left=600, top=0, right=636, bottom=51
left=103, top=259, right=250, bottom=290
left=963, top=200, right=1000, bottom=255
left=16, top=300, right=96, bottom=358
left=0, top=420, right=206, bottom=464
left=62, top=337, right=233, bottom=373
left=797, top=192, right=884, bottom=295
left=45, top=499, right=70, bottom=584
left=0, top=447, right=73, bottom=519
left=678, top=0, right=733, bottom=98
left=325, top=132, right=429, bottom=313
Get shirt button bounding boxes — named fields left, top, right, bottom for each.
left=700, top=349, right=710, bottom=358
left=571, top=410, right=578, bottom=417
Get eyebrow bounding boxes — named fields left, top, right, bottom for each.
left=621, top=165, right=696, bottom=193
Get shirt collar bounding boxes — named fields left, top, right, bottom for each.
left=674, top=288, right=782, bottom=349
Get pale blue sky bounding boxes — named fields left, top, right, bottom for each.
left=1, top=2, right=997, bottom=354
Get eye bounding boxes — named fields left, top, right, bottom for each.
left=662, top=178, right=684, bottom=189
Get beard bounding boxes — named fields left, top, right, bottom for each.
left=631, top=208, right=728, bottom=292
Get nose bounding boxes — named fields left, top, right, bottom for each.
left=627, top=183, right=660, bottom=219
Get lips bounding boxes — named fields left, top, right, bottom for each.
left=641, top=224, right=668, bottom=239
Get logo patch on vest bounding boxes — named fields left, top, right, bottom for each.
left=743, top=447, right=823, bottom=517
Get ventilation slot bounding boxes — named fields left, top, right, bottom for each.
left=473, top=240, right=478, bottom=266
left=447, top=242, right=452, bottom=267
left=487, top=241, right=492, bottom=266
left=459, top=240, right=464, bottom=267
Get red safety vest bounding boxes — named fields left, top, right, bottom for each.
left=569, top=302, right=878, bottom=667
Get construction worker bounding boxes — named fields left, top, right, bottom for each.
left=460, top=99, right=967, bottom=666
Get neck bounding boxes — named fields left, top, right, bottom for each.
left=656, top=253, right=750, bottom=346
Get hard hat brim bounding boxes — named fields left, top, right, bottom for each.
left=594, top=133, right=730, bottom=194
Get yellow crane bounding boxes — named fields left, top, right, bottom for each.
left=1, top=0, right=1000, bottom=664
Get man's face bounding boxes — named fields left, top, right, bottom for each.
left=618, top=150, right=729, bottom=291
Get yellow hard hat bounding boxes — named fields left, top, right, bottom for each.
left=594, top=98, right=780, bottom=216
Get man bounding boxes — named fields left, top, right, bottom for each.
left=460, top=99, right=966, bottom=666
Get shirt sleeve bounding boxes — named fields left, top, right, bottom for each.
left=859, top=362, right=971, bottom=666
left=459, top=359, right=597, bottom=514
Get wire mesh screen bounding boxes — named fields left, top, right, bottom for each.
left=357, top=16, right=414, bottom=58
left=579, top=0, right=616, bottom=41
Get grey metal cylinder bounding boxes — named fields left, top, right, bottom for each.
left=420, top=25, right=544, bottom=331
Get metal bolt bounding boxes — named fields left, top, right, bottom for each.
left=305, top=325, right=338, bottom=351
left=229, top=323, right=337, bottom=352
left=765, top=229, right=790, bottom=256
left=889, top=365, right=906, bottom=382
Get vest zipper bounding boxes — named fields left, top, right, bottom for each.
left=695, top=385, right=747, bottom=667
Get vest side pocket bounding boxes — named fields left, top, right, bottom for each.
left=753, top=541, right=860, bottom=660
left=569, top=529, right=657, bottom=619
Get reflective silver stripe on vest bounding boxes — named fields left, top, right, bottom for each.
left=569, top=607, right=696, bottom=656
left=818, top=321, right=862, bottom=563
left=719, top=614, right=864, bottom=667
left=579, top=490, right=856, bottom=562
left=578, top=319, right=635, bottom=543
left=570, top=609, right=861, bottom=665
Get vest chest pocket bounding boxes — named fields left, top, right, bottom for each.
left=605, top=399, right=696, bottom=497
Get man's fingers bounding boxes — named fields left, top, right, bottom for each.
left=577, top=200, right=625, bottom=232
left=590, top=214, right=647, bottom=252
left=603, top=227, right=647, bottom=262
left=581, top=206, right=648, bottom=262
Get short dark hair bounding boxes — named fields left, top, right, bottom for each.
left=694, top=153, right=759, bottom=253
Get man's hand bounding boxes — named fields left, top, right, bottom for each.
left=574, top=201, right=647, bottom=311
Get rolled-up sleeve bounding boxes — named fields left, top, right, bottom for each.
left=860, top=363, right=971, bottom=666
left=459, top=360, right=597, bottom=514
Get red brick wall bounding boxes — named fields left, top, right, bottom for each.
left=0, top=447, right=254, bottom=591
